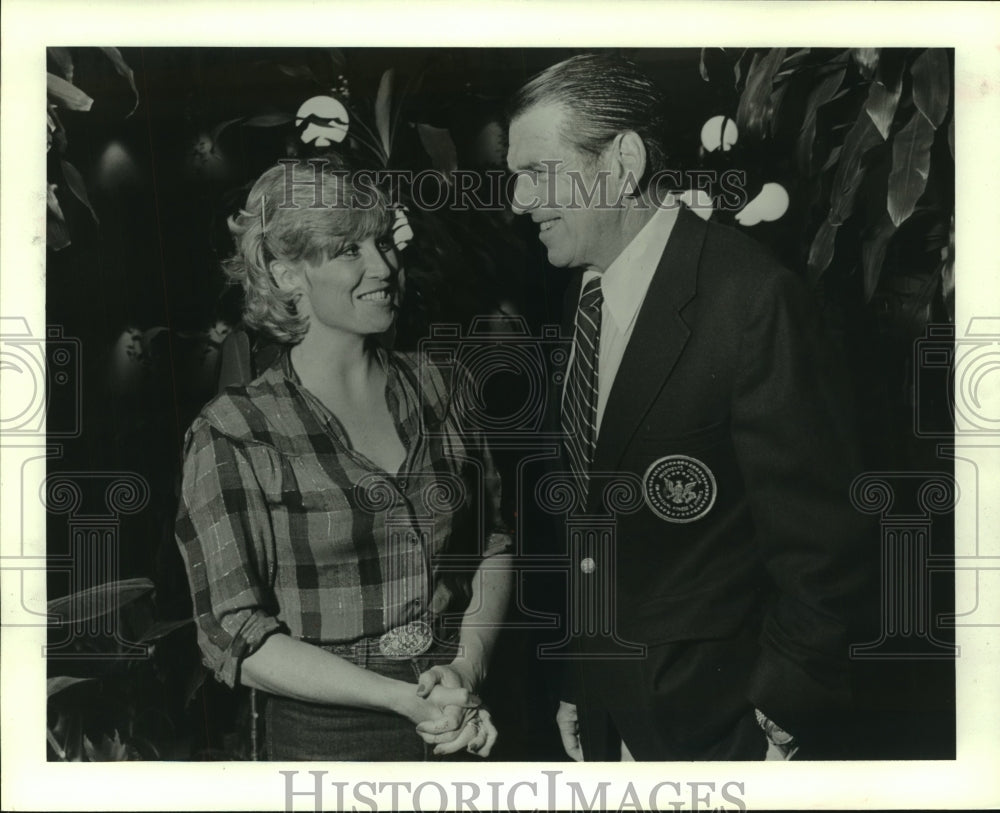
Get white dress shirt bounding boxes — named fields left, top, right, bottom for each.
left=571, top=203, right=679, bottom=434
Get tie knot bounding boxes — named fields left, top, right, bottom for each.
left=580, top=276, right=603, bottom=311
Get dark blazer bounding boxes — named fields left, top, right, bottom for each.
left=552, top=206, right=873, bottom=760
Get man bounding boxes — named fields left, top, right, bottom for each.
left=505, top=53, right=873, bottom=760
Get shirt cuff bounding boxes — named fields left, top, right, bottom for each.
left=211, top=610, right=284, bottom=688
left=483, top=531, right=514, bottom=558
left=755, top=708, right=798, bottom=749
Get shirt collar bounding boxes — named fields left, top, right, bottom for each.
left=588, top=203, right=678, bottom=334
left=270, top=343, right=426, bottom=440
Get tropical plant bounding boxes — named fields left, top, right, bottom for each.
left=46, top=577, right=205, bottom=761
left=701, top=47, right=954, bottom=335
left=46, top=47, right=138, bottom=250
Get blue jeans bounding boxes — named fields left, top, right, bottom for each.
left=263, top=636, right=458, bottom=761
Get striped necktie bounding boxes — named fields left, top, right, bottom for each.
left=562, top=275, right=603, bottom=505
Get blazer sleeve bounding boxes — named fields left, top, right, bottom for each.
left=730, top=267, right=874, bottom=744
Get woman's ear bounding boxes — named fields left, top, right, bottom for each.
left=270, top=260, right=302, bottom=294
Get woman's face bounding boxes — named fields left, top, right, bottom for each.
left=296, top=234, right=400, bottom=339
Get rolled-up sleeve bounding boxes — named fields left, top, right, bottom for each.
left=175, top=419, right=284, bottom=687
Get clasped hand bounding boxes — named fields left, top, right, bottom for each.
left=409, top=663, right=497, bottom=757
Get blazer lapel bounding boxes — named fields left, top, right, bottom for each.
left=591, top=206, right=706, bottom=482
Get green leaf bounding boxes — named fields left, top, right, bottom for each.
left=733, top=49, right=748, bottom=88
left=47, top=675, right=96, bottom=698
left=327, top=48, right=346, bottom=73
left=851, top=48, right=881, bottom=79
left=47, top=727, right=69, bottom=760
left=47, top=578, right=155, bottom=624
left=99, top=47, right=139, bottom=117
left=47, top=184, right=66, bottom=222
left=184, top=666, right=209, bottom=707
left=864, top=70, right=903, bottom=140
left=887, top=110, right=936, bottom=227
left=798, top=67, right=846, bottom=173
left=827, top=87, right=854, bottom=104
left=416, top=123, right=457, bottom=178
left=780, top=47, right=812, bottom=69
left=374, top=69, right=394, bottom=159
left=47, top=184, right=71, bottom=250
left=820, top=144, right=843, bottom=173
left=828, top=108, right=884, bottom=226
left=911, top=48, right=950, bottom=128
left=277, top=63, right=318, bottom=82
left=138, top=617, right=192, bottom=642
left=48, top=47, right=74, bottom=83
left=60, top=160, right=98, bottom=224
left=768, top=83, right=790, bottom=138
left=245, top=113, right=294, bottom=127
left=940, top=247, right=955, bottom=323
left=828, top=49, right=854, bottom=67
left=209, top=117, right=245, bottom=145
left=47, top=72, right=93, bottom=112
left=861, top=214, right=897, bottom=302
left=807, top=218, right=840, bottom=282
left=104, top=731, right=130, bottom=761
left=736, top=48, right=787, bottom=140
left=51, top=710, right=84, bottom=761
left=391, top=67, right=429, bottom=152
left=84, top=732, right=130, bottom=762
left=892, top=267, right=943, bottom=334
left=774, top=48, right=814, bottom=84
left=48, top=218, right=71, bottom=250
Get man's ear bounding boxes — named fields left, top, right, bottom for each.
left=613, top=131, right=647, bottom=197
left=270, top=260, right=302, bottom=294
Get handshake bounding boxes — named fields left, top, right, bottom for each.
left=404, top=663, right=498, bottom=757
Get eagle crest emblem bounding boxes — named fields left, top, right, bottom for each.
left=642, top=455, right=717, bottom=522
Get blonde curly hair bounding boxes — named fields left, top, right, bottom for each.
left=224, top=157, right=393, bottom=344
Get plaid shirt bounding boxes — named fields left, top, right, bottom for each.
left=176, top=348, right=511, bottom=687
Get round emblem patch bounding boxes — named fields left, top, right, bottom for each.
left=642, top=454, right=717, bottom=523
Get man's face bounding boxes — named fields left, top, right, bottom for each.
left=507, top=103, right=625, bottom=272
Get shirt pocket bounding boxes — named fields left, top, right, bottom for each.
left=271, top=453, right=353, bottom=511
left=263, top=453, right=361, bottom=569
left=633, top=419, right=731, bottom=451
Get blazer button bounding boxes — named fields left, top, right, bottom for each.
left=580, top=557, right=596, bottom=574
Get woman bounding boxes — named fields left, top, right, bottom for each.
left=175, top=158, right=513, bottom=760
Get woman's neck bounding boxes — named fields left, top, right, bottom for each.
left=290, top=329, right=379, bottom=394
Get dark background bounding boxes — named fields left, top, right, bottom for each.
left=45, top=47, right=955, bottom=762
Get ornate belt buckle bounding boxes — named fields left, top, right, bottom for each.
left=378, top=620, right=433, bottom=659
